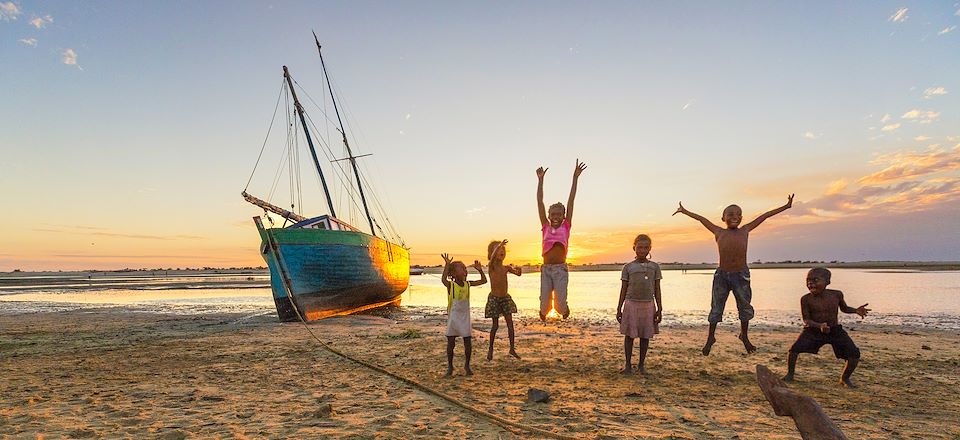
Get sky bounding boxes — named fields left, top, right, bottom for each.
left=1, top=1, right=959, bottom=271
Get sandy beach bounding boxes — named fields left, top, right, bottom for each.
left=1, top=308, right=958, bottom=439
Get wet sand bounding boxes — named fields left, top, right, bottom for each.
left=1, top=309, right=958, bottom=439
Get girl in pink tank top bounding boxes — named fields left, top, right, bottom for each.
left=535, top=159, right=587, bottom=320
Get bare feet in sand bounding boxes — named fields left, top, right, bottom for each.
left=486, top=350, right=493, bottom=361
left=444, top=367, right=453, bottom=378
left=782, top=373, right=795, bottom=382
left=509, top=349, right=521, bottom=359
left=702, top=335, right=717, bottom=356
left=620, top=366, right=633, bottom=375
left=738, top=333, right=757, bottom=353
left=637, top=366, right=646, bottom=375
left=839, top=377, right=856, bottom=388
left=464, top=367, right=473, bottom=376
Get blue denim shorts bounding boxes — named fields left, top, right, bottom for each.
left=708, top=268, right=754, bottom=323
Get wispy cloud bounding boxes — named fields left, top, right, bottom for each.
left=803, top=132, right=819, bottom=140
left=856, top=144, right=960, bottom=185
left=880, top=114, right=892, bottom=123
left=62, top=48, right=77, bottom=65
left=0, top=1, right=20, bottom=21
left=681, top=99, right=695, bottom=111
left=33, top=225, right=206, bottom=241
left=914, top=135, right=931, bottom=142
left=888, top=7, right=908, bottom=23
left=29, top=14, right=52, bottom=28
left=901, top=109, right=940, bottom=123
left=18, top=37, right=36, bottom=47
left=939, top=25, right=957, bottom=35
left=881, top=123, right=901, bottom=132
left=465, top=207, right=486, bottom=216
left=924, top=87, right=948, bottom=99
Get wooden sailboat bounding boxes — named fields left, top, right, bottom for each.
left=243, top=36, right=409, bottom=322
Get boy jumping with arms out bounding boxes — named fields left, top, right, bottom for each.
left=783, top=267, right=870, bottom=388
left=673, top=194, right=794, bottom=355
left=536, top=159, right=587, bottom=321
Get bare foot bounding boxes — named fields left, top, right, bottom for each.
left=561, top=310, right=570, bottom=319
left=839, top=377, right=857, bottom=388
left=539, top=312, right=547, bottom=322
left=620, top=366, right=633, bottom=375
left=486, top=350, right=493, bottom=361
left=738, top=333, right=757, bottom=353
left=444, top=368, right=453, bottom=378
left=702, top=335, right=717, bottom=356
left=782, top=373, right=795, bottom=382
left=465, top=366, right=473, bottom=376
left=637, top=365, right=647, bottom=375
left=509, top=349, right=521, bottom=359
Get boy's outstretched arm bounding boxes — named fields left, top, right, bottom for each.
left=440, top=253, right=452, bottom=288
left=673, top=202, right=722, bottom=234
left=616, top=280, right=628, bottom=323
left=536, top=167, right=548, bottom=226
left=469, top=260, right=488, bottom=286
left=838, top=292, right=870, bottom=318
left=566, top=159, right=587, bottom=225
left=507, top=264, right=522, bottom=276
left=744, top=194, right=794, bottom=231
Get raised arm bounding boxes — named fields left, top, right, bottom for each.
left=838, top=291, right=870, bottom=318
left=673, top=202, right=723, bottom=235
left=744, top=194, right=794, bottom=231
left=439, top=253, right=452, bottom=288
left=469, top=260, right=488, bottom=286
left=565, top=159, right=587, bottom=225
left=536, top=167, right=548, bottom=226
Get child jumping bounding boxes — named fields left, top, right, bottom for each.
left=440, top=253, right=487, bottom=377
left=673, top=194, right=793, bottom=355
left=485, top=239, right=522, bottom=360
left=783, top=267, right=870, bottom=388
left=536, top=159, right=587, bottom=320
left=616, top=234, right=662, bottom=374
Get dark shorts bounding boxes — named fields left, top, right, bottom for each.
left=789, top=326, right=861, bottom=360
left=485, top=293, right=518, bottom=319
left=708, top=268, right=754, bottom=323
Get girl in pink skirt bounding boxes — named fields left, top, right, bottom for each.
left=616, top=234, right=662, bottom=374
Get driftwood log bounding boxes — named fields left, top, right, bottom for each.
left=756, top=364, right=847, bottom=440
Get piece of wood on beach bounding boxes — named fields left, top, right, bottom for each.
left=755, top=364, right=847, bottom=440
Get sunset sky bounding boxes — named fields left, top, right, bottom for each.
left=2, top=1, right=958, bottom=271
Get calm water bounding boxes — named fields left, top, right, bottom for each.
left=2, top=269, right=959, bottom=329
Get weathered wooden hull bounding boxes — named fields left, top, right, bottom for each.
left=256, top=224, right=409, bottom=322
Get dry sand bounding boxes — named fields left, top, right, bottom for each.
left=1, top=309, right=958, bottom=439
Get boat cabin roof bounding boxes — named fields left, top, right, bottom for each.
left=289, top=215, right=360, bottom=232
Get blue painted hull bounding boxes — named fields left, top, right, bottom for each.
left=256, top=224, right=410, bottom=321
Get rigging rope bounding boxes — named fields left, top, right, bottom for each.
left=262, top=230, right=577, bottom=440
left=244, top=80, right=286, bottom=191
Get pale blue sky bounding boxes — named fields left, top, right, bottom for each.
left=1, top=1, right=958, bottom=270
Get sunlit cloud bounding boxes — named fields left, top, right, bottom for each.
left=33, top=225, right=206, bottom=241
left=18, top=37, right=36, bottom=47
left=0, top=1, right=20, bottom=21
left=681, top=99, right=695, bottom=111
left=465, top=207, right=486, bottom=216
left=825, top=179, right=848, bottom=195
left=901, top=109, right=940, bottom=123
left=881, top=123, right=900, bottom=132
left=923, top=87, right=948, bottom=99
left=29, top=14, right=52, bottom=28
left=939, top=25, right=957, bottom=35
left=62, top=48, right=77, bottom=65
left=880, top=113, right=892, bottom=123
left=914, top=135, right=930, bottom=141
left=802, top=131, right=819, bottom=140
left=888, top=7, right=908, bottom=23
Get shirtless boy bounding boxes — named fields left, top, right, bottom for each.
left=673, top=194, right=793, bottom=354
left=783, top=267, right=870, bottom=388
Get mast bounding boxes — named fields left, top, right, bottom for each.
left=283, top=65, right=337, bottom=219
left=313, top=32, right=377, bottom=237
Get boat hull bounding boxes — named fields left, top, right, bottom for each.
left=256, top=223, right=409, bottom=321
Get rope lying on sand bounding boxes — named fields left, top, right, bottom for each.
left=263, top=231, right=577, bottom=440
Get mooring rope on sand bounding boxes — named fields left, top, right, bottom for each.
left=263, top=231, right=577, bottom=440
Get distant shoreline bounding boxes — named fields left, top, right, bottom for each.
left=5, top=260, right=958, bottom=278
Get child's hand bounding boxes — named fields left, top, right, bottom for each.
left=472, top=260, right=483, bottom=270
left=441, top=253, right=452, bottom=265
left=536, top=167, right=548, bottom=179
left=672, top=202, right=686, bottom=216
left=655, top=310, right=662, bottom=324
left=573, top=159, right=587, bottom=178
left=856, top=303, right=870, bottom=318
left=819, top=322, right=830, bottom=333
left=616, top=310, right=623, bottom=323
left=785, top=193, right=795, bottom=208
